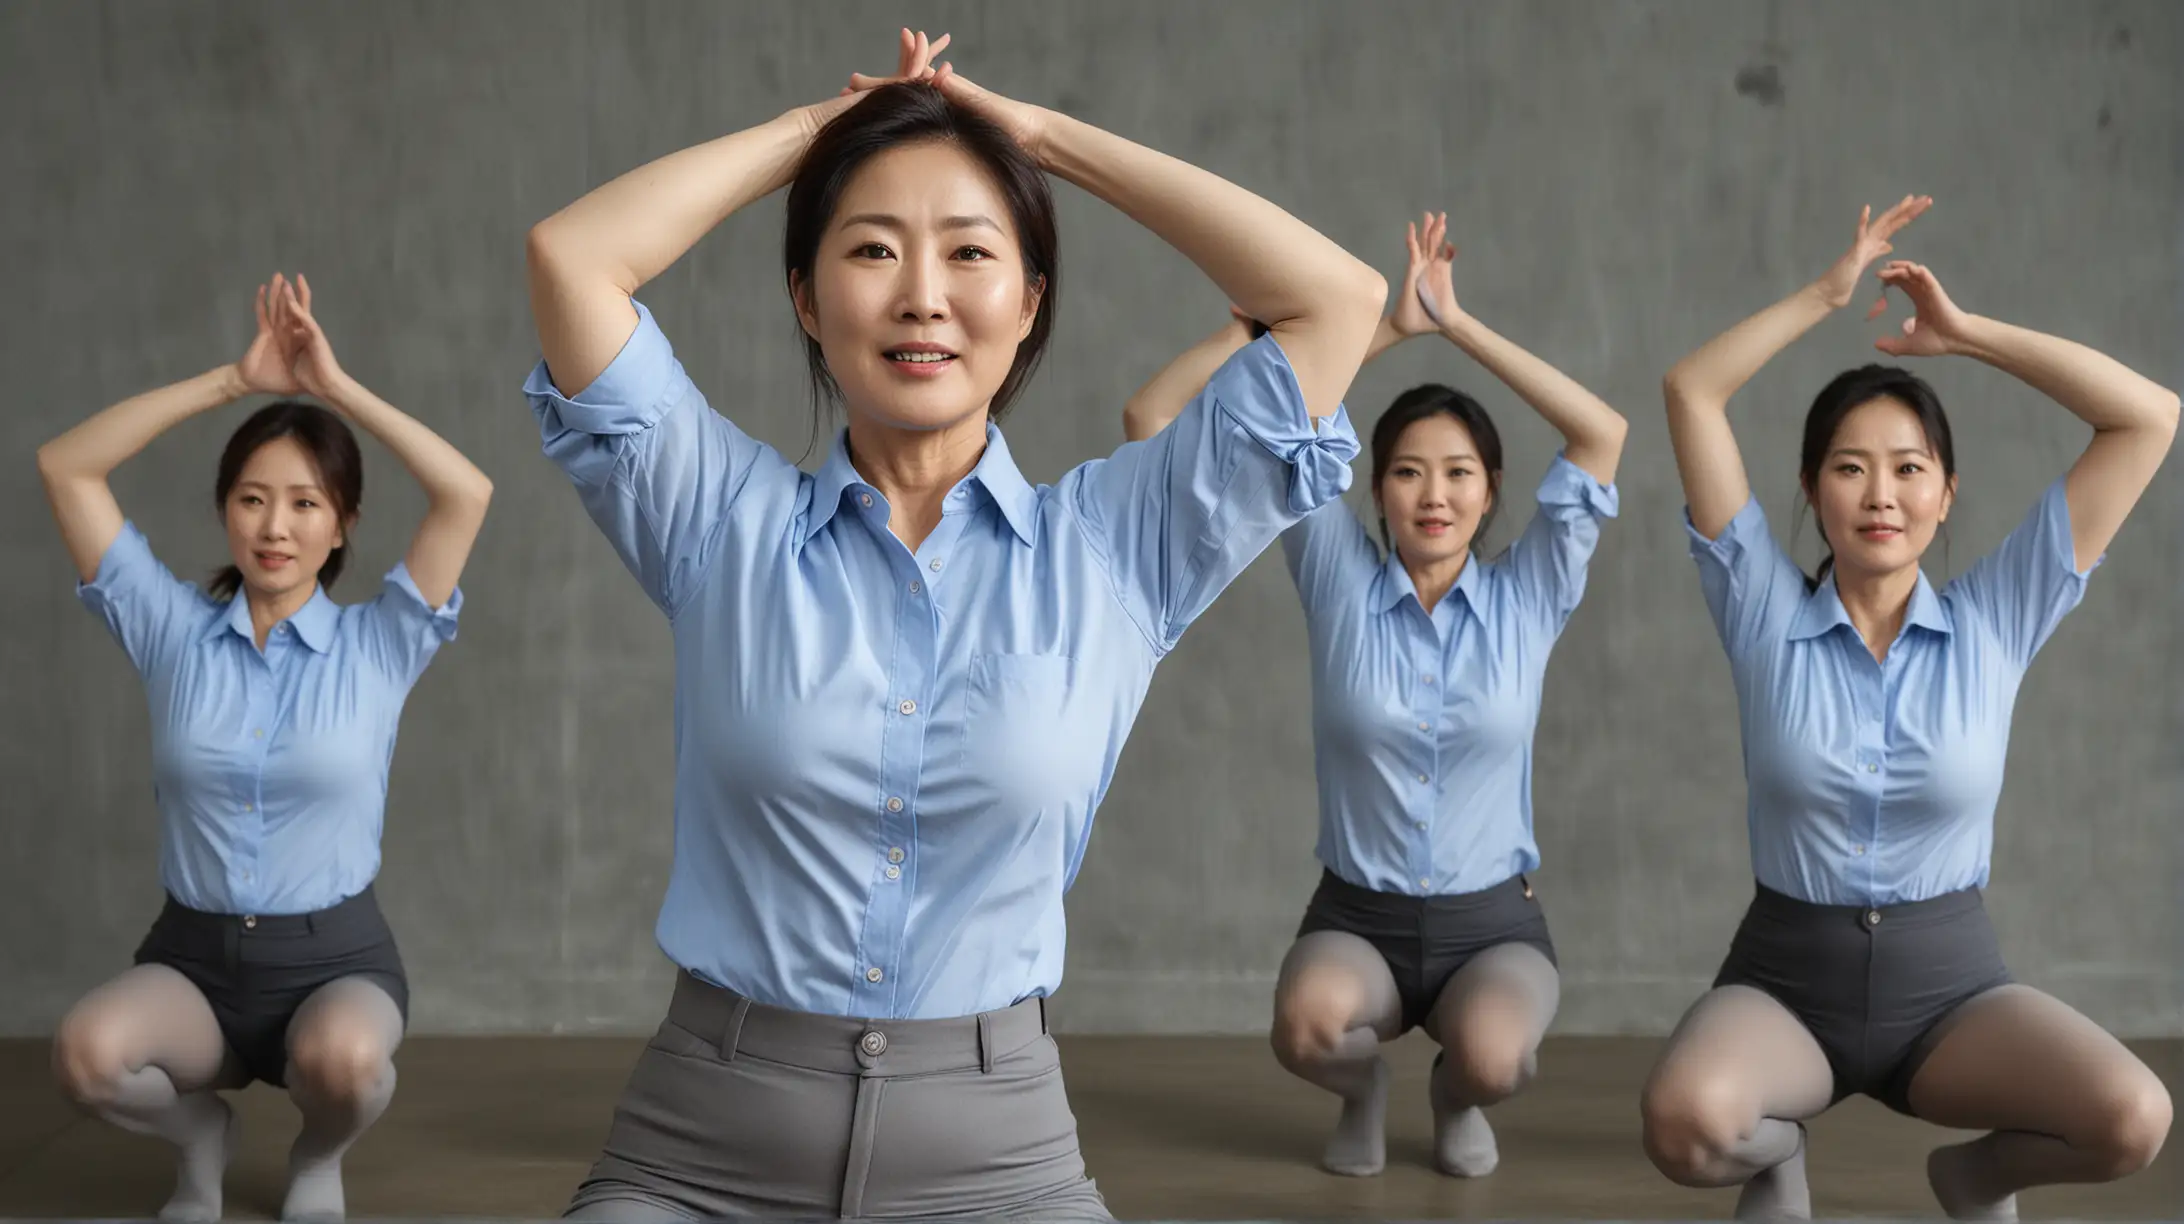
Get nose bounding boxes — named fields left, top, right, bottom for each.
left=895, top=248, right=948, bottom=322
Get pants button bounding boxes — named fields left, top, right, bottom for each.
left=243, top=915, right=257, bottom=930
left=1864, top=909, right=1882, bottom=928
left=859, top=1030, right=888, bottom=1057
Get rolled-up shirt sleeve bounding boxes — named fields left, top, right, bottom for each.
left=1069, top=333, right=1359, bottom=653
left=523, top=301, right=780, bottom=618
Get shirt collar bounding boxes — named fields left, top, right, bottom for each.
left=1373, top=546, right=1486, bottom=624
left=1788, top=569, right=1954, bottom=642
left=206, top=582, right=339, bottom=652
left=801, top=422, right=1039, bottom=547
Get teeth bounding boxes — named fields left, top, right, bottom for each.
left=889, top=352, right=952, bottom=363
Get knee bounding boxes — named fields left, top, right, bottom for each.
left=50, top=1020, right=130, bottom=1111
left=2083, top=1074, right=2172, bottom=1178
left=1270, top=1011, right=1350, bottom=1075
left=288, top=1031, right=391, bottom=1104
left=1639, top=1074, right=1752, bottom=1186
left=1438, top=1037, right=1533, bottom=1105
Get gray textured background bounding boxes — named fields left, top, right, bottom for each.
left=3, top=1, right=2176, bottom=1037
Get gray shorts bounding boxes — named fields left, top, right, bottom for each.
left=1712, top=883, right=2013, bottom=1116
left=566, top=972, right=1111, bottom=1221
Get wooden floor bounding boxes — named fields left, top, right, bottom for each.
left=0, top=1033, right=2175, bottom=1219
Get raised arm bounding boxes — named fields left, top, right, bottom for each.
left=1663, top=196, right=1932, bottom=538
left=525, top=30, right=949, bottom=396
left=1411, top=212, right=1628, bottom=483
left=37, top=281, right=300, bottom=582
left=1120, top=309, right=1257, bottom=442
left=274, top=275, right=492, bottom=609
left=1120, top=209, right=1453, bottom=443
left=1872, top=261, right=2178, bottom=571
left=931, top=65, right=1384, bottom=422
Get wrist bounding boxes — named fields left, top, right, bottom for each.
left=1945, top=314, right=2002, bottom=361
left=1803, top=279, right=1849, bottom=311
left=213, top=363, right=250, bottom=401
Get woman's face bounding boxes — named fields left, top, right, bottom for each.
left=795, top=139, right=1043, bottom=434
left=1806, top=395, right=1955, bottom=582
left=1375, top=414, right=1495, bottom=571
left=223, top=436, right=345, bottom=603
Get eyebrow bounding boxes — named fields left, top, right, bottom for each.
left=1392, top=452, right=1480, bottom=465
left=1830, top=446, right=1932, bottom=459
left=837, top=212, right=1004, bottom=235
left=235, top=480, right=327, bottom=494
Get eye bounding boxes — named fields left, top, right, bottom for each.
left=1448, top=467, right=1471, bottom=480
left=853, top=242, right=893, bottom=260
left=1392, top=465, right=1419, bottom=478
left=296, top=499, right=318, bottom=510
left=239, top=495, right=263, bottom=506
left=1835, top=462, right=1863, bottom=476
left=1898, top=462, right=1923, bottom=476
left=954, top=245, right=995, bottom=262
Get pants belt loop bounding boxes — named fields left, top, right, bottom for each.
left=719, top=994, right=751, bottom=1062
left=977, top=1012, right=996, bottom=1074
left=1038, top=995, right=1050, bottom=1035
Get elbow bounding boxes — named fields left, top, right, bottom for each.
left=524, top=219, right=568, bottom=281
left=1348, top=263, right=1391, bottom=324
left=35, top=440, right=78, bottom=488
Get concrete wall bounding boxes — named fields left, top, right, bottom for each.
left=3, top=0, right=2175, bottom=1035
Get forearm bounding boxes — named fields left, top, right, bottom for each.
left=37, top=364, right=244, bottom=482
left=1954, top=315, right=2182, bottom=435
left=1362, top=315, right=1414, bottom=363
left=1663, top=282, right=1836, bottom=409
left=1443, top=312, right=1627, bottom=474
left=316, top=373, right=493, bottom=508
left=1122, top=322, right=1254, bottom=442
left=1039, top=113, right=1382, bottom=334
left=527, top=110, right=814, bottom=296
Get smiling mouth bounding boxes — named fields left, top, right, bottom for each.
left=884, top=348, right=958, bottom=374
left=1856, top=526, right=1903, bottom=538
left=254, top=551, right=294, bottom=567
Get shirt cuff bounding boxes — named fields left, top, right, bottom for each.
left=1536, top=451, right=1620, bottom=519
left=77, top=520, right=158, bottom=605
left=382, top=564, right=462, bottom=643
left=1208, top=334, right=1360, bottom=513
left=1686, top=495, right=1770, bottom=565
left=522, top=300, right=686, bottom=436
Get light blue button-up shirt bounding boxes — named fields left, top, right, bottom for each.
left=525, top=302, right=1357, bottom=1019
left=1689, top=477, right=2095, bottom=906
left=1284, top=454, right=1618, bottom=896
left=78, top=523, right=462, bottom=915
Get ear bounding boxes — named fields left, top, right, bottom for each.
left=1938, top=471, right=1957, bottom=523
left=1017, top=273, right=1045, bottom=342
left=790, top=270, right=821, bottom=342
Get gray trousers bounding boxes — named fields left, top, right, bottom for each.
left=566, top=972, right=1112, bottom=1221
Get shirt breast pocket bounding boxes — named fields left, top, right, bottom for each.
left=962, top=653, right=1082, bottom=810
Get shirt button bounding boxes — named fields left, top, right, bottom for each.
left=1415, top=821, right=1427, bottom=830
left=888, top=847, right=905, bottom=864
left=1866, top=763, right=1879, bottom=773
left=898, top=699, right=917, bottom=716
left=929, top=558, right=943, bottom=572
left=242, top=803, right=253, bottom=812
left=252, top=728, right=265, bottom=739
left=860, top=493, right=874, bottom=507
left=1417, top=773, right=1429, bottom=783
left=908, top=580, right=922, bottom=595
left=1853, top=844, right=1866, bottom=855
left=1419, top=877, right=1431, bottom=888
left=886, top=797, right=904, bottom=813
left=1417, top=722, right=1430, bottom=731
left=866, top=967, right=884, bottom=983
left=884, top=865, right=901, bottom=881
left=1864, top=909, right=1882, bottom=928
left=1423, top=675, right=1436, bottom=686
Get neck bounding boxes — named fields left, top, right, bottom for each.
left=1830, top=561, right=1920, bottom=661
left=844, top=411, right=991, bottom=552
left=245, top=580, right=317, bottom=648
left=1401, top=549, right=1470, bottom=615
